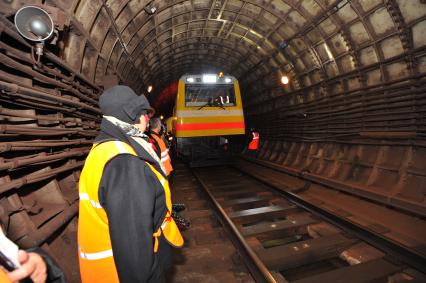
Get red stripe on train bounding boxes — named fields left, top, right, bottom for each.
left=176, top=122, right=245, bottom=131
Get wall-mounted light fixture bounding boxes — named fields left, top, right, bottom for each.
left=14, top=6, right=54, bottom=57
left=14, top=5, right=69, bottom=62
left=144, top=2, right=157, bottom=15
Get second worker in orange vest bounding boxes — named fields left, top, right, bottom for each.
left=148, top=118, right=173, bottom=177
left=247, top=128, right=260, bottom=157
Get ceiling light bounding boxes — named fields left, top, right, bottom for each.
left=281, top=75, right=289, bottom=85
left=144, top=2, right=157, bottom=15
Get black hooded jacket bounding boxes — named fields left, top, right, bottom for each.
left=95, top=118, right=171, bottom=283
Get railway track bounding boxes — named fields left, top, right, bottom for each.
left=182, top=161, right=426, bottom=283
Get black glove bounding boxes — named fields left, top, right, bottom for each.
left=172, top=203, right=186, bottom=213
left=171, top=211, right=191, bottom=231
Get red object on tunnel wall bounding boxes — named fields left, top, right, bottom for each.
left=151, top=81, right=178, bottom=116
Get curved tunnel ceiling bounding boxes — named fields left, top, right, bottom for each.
left=0, top=2, right=426, bottom=279
left=2, top=0, right=425, bottom=115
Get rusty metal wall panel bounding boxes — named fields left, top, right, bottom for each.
left=0, top=15, right=100, bottom=282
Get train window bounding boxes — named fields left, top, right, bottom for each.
left=185, top=84, right=236, bottom=107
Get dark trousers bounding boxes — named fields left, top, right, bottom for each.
left=247, top=149, right=258, bottom=158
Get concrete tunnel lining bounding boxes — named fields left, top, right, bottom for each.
left=0, top=0, right=425, bottom=281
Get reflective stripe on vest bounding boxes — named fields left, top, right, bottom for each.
left=79, top=193, right=102, bottom=208
left=248, top=132, right=259, bottom=150
left=80, top=248, right=113, bottom=260
left=78, top=140, right=183, bottom=283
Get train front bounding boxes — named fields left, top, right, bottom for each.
left=173, top=74, right=245, bottom=167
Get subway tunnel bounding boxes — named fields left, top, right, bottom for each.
left=0, top=0, right=425, bottom=282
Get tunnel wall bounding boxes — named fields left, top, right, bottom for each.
left=254, top=139, right=426, bottom=215
left=241, top=1, right=426, bottom=217
left=0, top=14, right=100, bottom=281
left=0, top=0, right=425, bottom=280
left=246, top=76, right=426, bottom=217
left=245, top=72, right=426, bottom=217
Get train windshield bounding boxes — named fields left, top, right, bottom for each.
left=185, top=84, right=236, bottom=107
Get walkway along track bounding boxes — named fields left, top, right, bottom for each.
left=190, top=161, right=426, bottom=283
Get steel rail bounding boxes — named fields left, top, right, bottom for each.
left=0, top=53, right=98, bottom=105
left=0, top=125, right=98, bottom=137
left=0, top=81, right=101, bottom=114
left=233, top=160, right=426, bottom=274
left=0, top=107, right=99, bottom=129
left=0, top=139, right=92, bottom=152
left=192, top=169, right=277, bottom=283
left=0, top=96, right=100, bottom=121
left=0, top=161, right=85, bottom=194
left=0, top=148, right=90, bottom=170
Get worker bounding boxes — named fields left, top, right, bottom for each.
left=149, top=118, right=173, bottom=177
left=148, top=118, right=190, bottom=230
left=219, top=136, right=229, bottom=151
left=78, top=85, right=183, bottom=283
left=1, top=222, right=65, bottom=283
left=165, top=131, right=173, bottom=148
left=247, top=128, right=259, bottom=157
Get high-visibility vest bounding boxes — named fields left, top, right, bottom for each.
left=151, top=134, right=173, bottom=176
left=248, top=132, right=259, bottom=150
left=0, top=269, right=12, bottom=283
left=78, top=140, right=183, bottom=283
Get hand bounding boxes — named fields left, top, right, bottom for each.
left=7, top=250, right=47, bottom=283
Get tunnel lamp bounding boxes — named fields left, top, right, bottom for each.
left=186, top=77, right=195, bottom=83
left=147, top=85, right=153, bottom=93
left=14, top=6, right=54, bottom=56
left=202, top=74, right=217, bottom=83
left=281, top=75, right=289, bottom=85
left=144, top=2, right=157, bottom=15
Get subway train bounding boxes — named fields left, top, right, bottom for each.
left=171, top=74, right=245, bottom=166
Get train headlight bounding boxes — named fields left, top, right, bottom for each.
left=202, top=74, right=217, bottom=83
left=186, top=77, right=195, bottom=83
left=225, top=78, right=232, bottom=83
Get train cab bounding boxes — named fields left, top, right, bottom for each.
left=172, top=74, right=245, bottom=166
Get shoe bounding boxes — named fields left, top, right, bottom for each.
left=172, top=203, right=186, bottom=213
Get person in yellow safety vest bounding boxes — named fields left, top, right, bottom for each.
left=247, top=128, right=259, bottom=157
left=78, top=85, right=183, bottom=283
left=148, top=118, right=173, bottom=177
